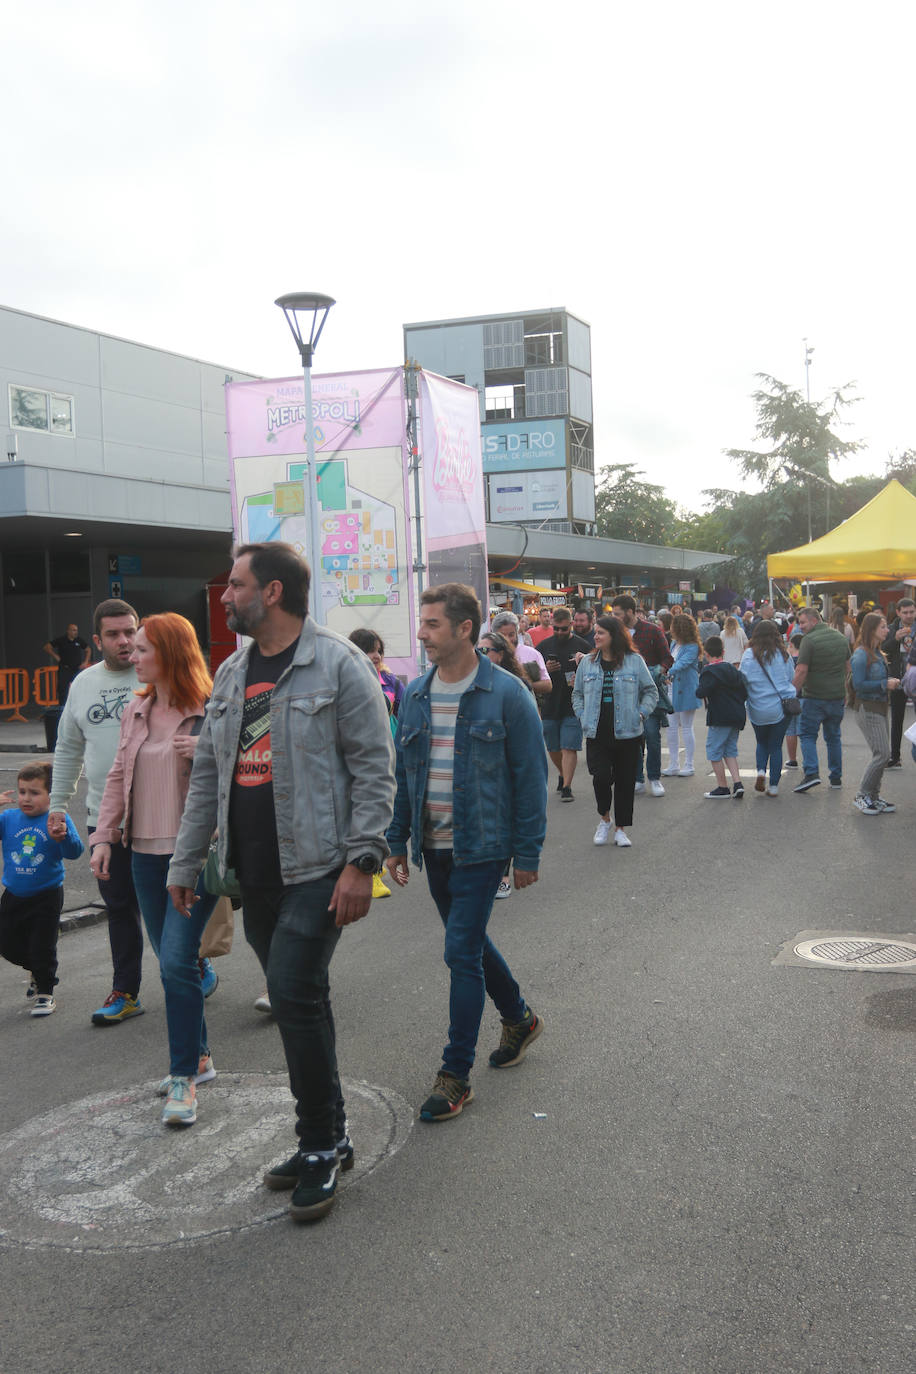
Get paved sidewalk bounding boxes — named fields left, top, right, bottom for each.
left=0, top=716, right=49, bottom=753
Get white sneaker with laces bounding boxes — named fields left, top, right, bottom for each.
left=593, top=820, right=612, bottom=845
left=614, top=829, right=632, bottom=847
left=661, top=765, right=679, bottom=776
left=767, top=783, right=779, bottom=796
left=649, top=780, right=665, bottom=797
left=634, top=781, right=645, bottom=793
left=677, top=768, right=694, bottom=777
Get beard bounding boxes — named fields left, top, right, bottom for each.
left=225, top=594, right=266, bottom=636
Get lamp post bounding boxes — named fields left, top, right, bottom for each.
left=275, top=291, right=336, bottom=624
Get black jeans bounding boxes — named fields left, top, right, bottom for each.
left=89, top=827, right=143, bottom=997
left=242, top=875, right=345, bottom=1153
left=889, top=688, right=907, bottom=762
left=586, top=734, right=641, bottom=827
left=0, top=886, right=62, bottom=993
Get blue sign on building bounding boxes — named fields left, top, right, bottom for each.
left=481, top=419, right=566, bottom=474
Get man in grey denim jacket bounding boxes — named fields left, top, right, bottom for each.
left=168, top=543, right=395, bottom=1223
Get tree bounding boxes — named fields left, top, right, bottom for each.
left=595, top=463, right=682, bottom=545
left=726, top=374, right=861, bottom=489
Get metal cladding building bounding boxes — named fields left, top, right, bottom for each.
left=0, top=304, right=254, bottom=673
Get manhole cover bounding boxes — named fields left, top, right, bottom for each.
left=0, top=1072, right=412, bottom=1252
left=793, top=938, right=916, bottom=971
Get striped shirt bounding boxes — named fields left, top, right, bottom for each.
left=423, top=665, right=479, bottom=850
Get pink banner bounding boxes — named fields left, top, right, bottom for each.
left=419, top=370, right=489, bottom=616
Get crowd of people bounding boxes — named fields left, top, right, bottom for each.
left=1, top=555, right=913, bottom=1226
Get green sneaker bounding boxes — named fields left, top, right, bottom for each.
left=419, top=1071, right=473, bottom=1122
left=488, top=1009, right=543, bottom=1068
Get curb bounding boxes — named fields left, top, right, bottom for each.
left=60, top=905, right=109, bottom=934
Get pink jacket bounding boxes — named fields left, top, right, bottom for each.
left=90, top=694, right=205, bottom=847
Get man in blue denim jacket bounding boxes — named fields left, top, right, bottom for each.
left=386, top=583, right=548, bottom=1123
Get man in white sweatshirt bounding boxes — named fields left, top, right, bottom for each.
left=48, top=599, right=145, bottom=1025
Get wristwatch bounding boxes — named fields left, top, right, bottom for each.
left=350, top=853, right=378, bottom=875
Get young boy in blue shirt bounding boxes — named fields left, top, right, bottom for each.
left=697, top=636, right=747, bottom=798
left=1, top=763, right=83, bottom=1016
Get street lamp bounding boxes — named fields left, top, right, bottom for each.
left=275, top=291, right=336, bottom=624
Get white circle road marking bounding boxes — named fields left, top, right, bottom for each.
left=0, top=1073, right=413, bottom=1252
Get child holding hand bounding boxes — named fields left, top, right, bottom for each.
left=1, top=764, right=83, bottom=1015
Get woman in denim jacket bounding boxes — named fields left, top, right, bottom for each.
left=572, top=616, right=657, bottom=848
left=662, top=616, right=702, bottom=776
left=849, top=613, right=900, bottom=814
left=739, top=620, right=797, bottom=795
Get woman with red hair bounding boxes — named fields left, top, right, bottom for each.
left=90, top=614, right=217, bottom=1128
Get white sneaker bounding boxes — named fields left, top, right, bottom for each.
left=614, top=830, right=632, bottom=847
left=766, top=783, right=779, bottom=796
left=677, top=768, right=694, bottom=777
left=634, top=781, right=645, bottom=793
left=254, top=991, right=272, bottom=1014
left=494, top=878, right=512, bottom=898
left=649, top=780, right=665, bottom=797
left=593, top=820, right=612, bottom=845
left=661, top=765, right=679, bottom=776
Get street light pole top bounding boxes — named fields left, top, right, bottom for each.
left=275, top=292, right=336, bottom=366
left=275, top=292, right=336, bottom=312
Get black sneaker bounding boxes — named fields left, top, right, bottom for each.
left=289, top=1154, right=339, bottom=1222
left=829, top=777, right=842, bottom=789
left=556, top=774, right=564, bottom=792
left=732, top=781, right=745, bottom=798
left=489, top=1010, right=543, bottom=1068
left=560, top=786, right=574, bottom=802
left=793, top=774, right=821, bottom=793
left=419, top=1071, right=473, bottom=1121
left=784, top=759, right=799, bottom=769
left=336, top=1132, right=355, bottom=1172
left=704, top=786, right=732, bottom=799
left=263, top=1151, right=302, bottom=1191
left=886, top=759, right=902, bottom=769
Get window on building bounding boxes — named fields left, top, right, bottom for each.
left=50, top=550, right=90, bottom=593
left=9, top=385, right=74, bottom=435
left=3, top=551, right=47, bottom=594
left=485, top=384, right=516, bottom=422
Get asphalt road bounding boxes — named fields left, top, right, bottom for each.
left=0, top=720, right=914, bottom=1374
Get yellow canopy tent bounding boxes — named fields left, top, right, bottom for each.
left=767, top=479, right=916, bottom=582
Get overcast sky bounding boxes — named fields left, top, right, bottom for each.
left=5, top=0, right=912, bottom=511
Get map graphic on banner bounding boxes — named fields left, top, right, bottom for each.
left=226, top=368, right=414, bottom=673
left=239, top=457, right=400, bottom=609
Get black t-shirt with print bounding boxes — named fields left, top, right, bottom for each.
left=228, top=640, right=297, bottom=888
left=538, top=633, right=593, bottom=720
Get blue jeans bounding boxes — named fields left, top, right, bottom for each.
left=130, top=853, right=217, bottom=1078
left=752, top=719, right=789, bottom=785
left=799, top=698, right=845, bottom=781
left=423, top=850, right=527, bottom=1080
left=636, top=712, right=662, bottom=782
left=241, top=875, right=345, bottom=1153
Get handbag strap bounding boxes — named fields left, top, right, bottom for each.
left=758, top=657, right=792, bottom=702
